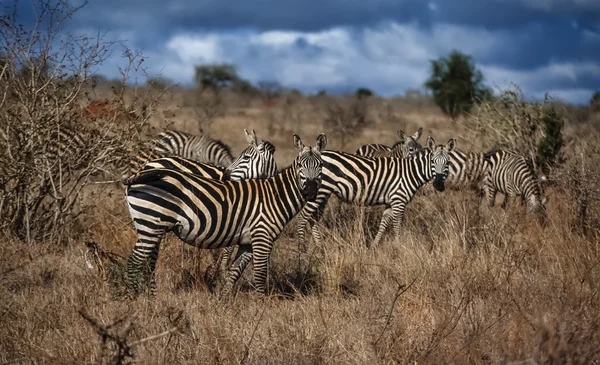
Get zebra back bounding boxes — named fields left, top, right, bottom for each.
left=356, top=127, right=423, bottom=159
left=355, top=143, right=391, bottom=157
left=156, top=130, right=234, bottom=167
left=445, top=148, right=490, bottom=189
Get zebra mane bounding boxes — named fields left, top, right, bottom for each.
left=262, top=141, right=276, bottom=154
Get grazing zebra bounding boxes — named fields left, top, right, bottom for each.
left=116, top=129, right=265, bottom=180
left=124, top=133, right=327, bottom=294
left=297, top=136, right=456, bottom=248
left=356, top=127, right=423, bottom=159
left=155, top=129, right=234, bottom=168
left=483, top=149, right=548, bottom=224
left=137, top=129, right=277, bottom=181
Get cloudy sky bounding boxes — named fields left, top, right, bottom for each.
left=16, top=0, right=600, bottom=104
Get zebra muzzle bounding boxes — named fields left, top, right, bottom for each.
left=433, top=176, right=446, bottom=192
left=303, top=181, right=319, bottom=201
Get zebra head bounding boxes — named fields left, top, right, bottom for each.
left=227, top=129, right=278, bottom=180
left=293, top=133, right=327, bottom=201
left=391, top=127, right=423, bottom=158
left=426, top=136, right=457, bottom=192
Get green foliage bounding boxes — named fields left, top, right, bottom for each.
left=317, top=89, right=327, bottom=96
left=355, top=87, right=374, bottom=99
left=536, top=106, right=564, bottom=171
left=424, top=50, right=492, bottom=118
left=194, top=63, right=239, bottom=89
left=591, top=91, right=600, bottom=108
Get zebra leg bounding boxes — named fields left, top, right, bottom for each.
left=222, top=245, right=253, bottom=295
left=147, top=243, right=162, bottom=296
left=482, top=175, right=497, bottom=208
left=370, top=206, right=393, bottom=248
left=220, top=246, right=235, bottom=272
left=501, top=192, right=515, bottom=209
left=250, top=233, right=275, bottom=294
left=126, top=229, right=165, bottom=295
left=296, top=199, right=325, bottom=251
left=391, top=199, right=408, bottom=241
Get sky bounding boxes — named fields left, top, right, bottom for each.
left=12, top=0, right=600, bottom=104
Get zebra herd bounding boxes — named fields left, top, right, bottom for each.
left=49, top=123, right=547, bottom=296
left=112, top=126, right=548, bottom=296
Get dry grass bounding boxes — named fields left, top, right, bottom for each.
left=1, top=93, right=600, bottom=364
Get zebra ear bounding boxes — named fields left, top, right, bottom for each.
left=245, top=129, right=257, bottom=146
left=426, top=136, right=435, bottom=150
left=397, top=130, right=406, bottom=140
left=315, top=133, right=327, bottom=152
left=413, top=127, right=423, bottom=141
left=446, top=138, right=457, bottom=152
left=293, top=134, right=305, bottom=152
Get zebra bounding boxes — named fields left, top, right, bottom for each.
left=116, top=129, right=262, bottom=180
left=124, top=133, right=327, bottom=295
left=136, top=129, right=279, bottom=272
left=483, top=149, right=548, bottom=224
left=137, top=129, right=277, bottom=181
left=356, top=127, right=423, bottom=159
left=154, top=129, right=234, bottom=168
left=296, top=136, right=456, bottom=249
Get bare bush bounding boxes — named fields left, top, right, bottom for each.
left=324, top=95, right=371, bottom=150
left=0, top=0, right=162, bottom=242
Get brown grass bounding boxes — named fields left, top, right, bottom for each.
left=1, top=92, right=600, bottom=364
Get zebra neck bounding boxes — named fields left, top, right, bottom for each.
left=268, top=164, right=305, bottom=218
left=410, top=151, right=434, bottom=183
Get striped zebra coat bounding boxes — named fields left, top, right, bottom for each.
left=137, top=129, right=279, bottom=271
left=155, top=129, right=234, bottom=167
left=297, top=136, right=456, bottom=248
left=483, top=149, right=547, bottom=224
left=124, top=134, right=327, bottom=294
left=137, top=129, right=277, bottom=182
left=356, top=128, right=423, bottom=159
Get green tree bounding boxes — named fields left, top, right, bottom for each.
left=536, top=105, right=564, bottom=171
left=194, top=63, right=239, bottom=90
left=424, top=51, right=492, bottom=118
left=355, top=87, right=374, bottom=99
left=591, top=91, right=600, bottom=106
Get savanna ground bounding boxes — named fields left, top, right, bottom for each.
left=2, top=87, right=600, bottom=365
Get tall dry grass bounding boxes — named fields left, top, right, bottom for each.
left=1, top=92, right=600, bottom=364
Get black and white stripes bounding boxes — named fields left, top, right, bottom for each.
left=155, top=129, right=234, bottom=168
left=297, top=136, right=456, bottom=248
left=356, top=128, right=423, bottom=159
left=483, top=149, right=547, bottom=223
left=124, top=134, right=327, bottom=294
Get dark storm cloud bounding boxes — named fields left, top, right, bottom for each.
left=9, top=0, right=600, bottom=103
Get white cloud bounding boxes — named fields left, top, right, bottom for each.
left=94, top=21, right=598, bottom=103
left=482, top=62, right=600, bottom=95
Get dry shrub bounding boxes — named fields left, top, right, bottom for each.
left=470, top=86, right=564, bottom=169
left=323, top=95, right=372, bottom=150
left=0, top=0, right=164, bottom=243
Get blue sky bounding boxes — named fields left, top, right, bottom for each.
left=15, top=0, right=600, bottom=104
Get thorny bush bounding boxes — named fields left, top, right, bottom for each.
left=0, top=0, right=164, bottom=242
